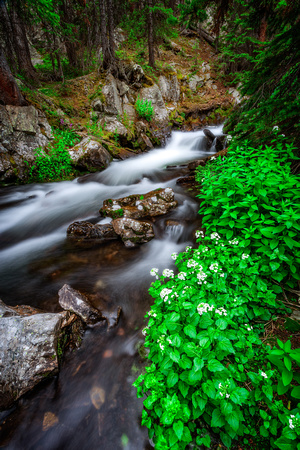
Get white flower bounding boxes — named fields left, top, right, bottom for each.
left=171, top=252, right=178, bottom=260
left=227, top=135, right=232, bottom=142
left=210, top=232, right=220, bottom=240
left=195, top=230, right=204, bottom=239
left=220, top=273, right=225, bottom=277
left=211, top=156, right=216, bottom=161
left=215, top=307, right=227, bottom=316
left=229, top=238, right=239, bottom=245
left=209, top=262, right=219, bottom=272
left=167, top=338, right=172, bottom=344
left=273, top=126, right=279, bottom=131
left=242, top=253, right=249, bottom=260
left=201, top=178, right=205, bottom=182
left=159, top=343, right=165, bottom=351
left=185, top=246, right=192, bottom=251
left=142, top=327, right=148, bottom=336
left=150, top=268, right=159, bottom=276
left=226, top=394, right=230, bottom=398
left=162, top=269, right=174, bottom=278
left=197, top=302, right=214, bottom=315
left=178, top=272, right=187, bottom=280
left=160, top=288, right=172, bottom=301
left=260, top=371, right=268, bottom=379
left=187, top=260, right=198, bottom=268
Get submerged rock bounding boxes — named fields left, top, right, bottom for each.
left=58, top=284, right=104, bottom=326
left=100, top=187, right=178, bottom=220
left=112, top=218, right=154, bottom=248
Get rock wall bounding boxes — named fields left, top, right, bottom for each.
left=0, top=105, right=52, bottom=183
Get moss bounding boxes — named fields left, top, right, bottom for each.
left=110, top=208, right=124, bottom=219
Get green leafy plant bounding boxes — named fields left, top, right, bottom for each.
left=29, top=128, right=80, bottom=182
left=268, top=339, right=300, bottom=399
left=135, top=97, right=154, bottom=122
left=195, top=137, right=300, bottom=287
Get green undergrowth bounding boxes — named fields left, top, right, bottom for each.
left=29, top=127, right=80, bottom=182
left=134, top=137, right=300, bottom=449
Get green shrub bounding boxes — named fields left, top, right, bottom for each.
left=134, top=236, right=299, bottom=449
left=29, top=128, right=80, bottom=182
left=195, top=137, right=300, bottom=287
left=135, top=96, right=154, bottom=122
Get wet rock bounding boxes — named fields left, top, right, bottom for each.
left=43, top=412, right=59, bottom=431
left=188, top=159, right=206, bottom=170
left=58, top=284, right=104, bottom=325
left=176, top=175, right=196, bottom=187
left=100, top=187, right=178, bottom=220
left=203, top=128, right=216, bottom=143
left=69, top=137, right=112, bottom=171
left=0, top=105, right=52, bottom=183
left=90, top=386, right=105, bottom=410
left=123, top=61, right=145, bottom=86
left=67, top=221, right=118, bottom=242
left=0, top=299, right=18, bottom=317
left=0, top=310, right=63, bottom=410
left=112, top=218, right=154, bottom=248
left=158, top=75, right=180, bottom=103
left=103, top=306, right=122, bottom=329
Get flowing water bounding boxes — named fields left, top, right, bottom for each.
left=0, top=126, right=223, bottom=449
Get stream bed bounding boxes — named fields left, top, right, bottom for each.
left=0, top=126, right=223, bottom=449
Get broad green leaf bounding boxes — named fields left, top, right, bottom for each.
left=227, top=411, right=240, bottom=432
left=211, top=408, right=226, bottom=428
left=178, top=380, right=189, bottom=398
left=284, top=356, right=292, bottom=371
left=167, top=371, right=178, bottom=388
left=291, top=386, right=300, bottom=399
left=277, top=380, right=289, bottom=395
left=173, top=420, right=184, bottom=440
left=282, top=368, right=293, bottom=386
left=208, top=359, right=225, bottom=372
left=184, top=324, right=197, bottom=339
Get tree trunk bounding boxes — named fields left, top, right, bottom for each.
left=148, top=0, right=155, bottom=67
left=0, top=1, right=17, bottom=73
left=61, top=0, right=78, bottom=68
left=0, top=48, right=27, bottom=106
left=9, top=0, right=39, bottom=83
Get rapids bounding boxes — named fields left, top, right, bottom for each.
left=0, top=126, right=223, bottom=449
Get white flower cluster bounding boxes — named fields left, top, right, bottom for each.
left=197, top=302, right=214, bottom=315
left=197, top=268, right=208, bottom=285
left=211, top=232, right=221, bottom=241
left=242, top=253, right=249, bottom=260
left=187, top=259, right=198, bottom=268
left=157, top=335, right=172, bottom=351
left=260, top=371, right=268, bottom=379
left=215, top=307, right=227, bottom=316
left=195, top=230, right=205, bottom=239
left=219, top=382, right=230, bottom=398
left=171, top=252, right=178, bottom=261
left=178, top=272, right=187, bottom=280
left=163, top=268, right=174, bottom=278
left=209, top=262, right=219, bottom=273
left=273, top=126, right=279, bottom=131
left=150, top=268, right=159, bottom=277
left=288, top=415, right=298, bottom=429
left=227, top=135, right=232, bottom=142
left=229, top=239, right=239, bottom=245
left=160, top=288, right=173, bottom=301
left=246, top=325, right=253, bottom=331
left=148, top=310, right=157, bottom=318
left=185, top=246, right=192, bottom=251
left=210, top=156, right=216, bottom=161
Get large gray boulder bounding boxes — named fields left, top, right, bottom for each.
left=100, top=187, right=178, bottom=220
left=69, top=137, right=112, bottom=171
left=112, top=217, right=154, bottom=248
left=0, top=311, right=63, bottom=410
left=0, top=105, right=52, bottom=182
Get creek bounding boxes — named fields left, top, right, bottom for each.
left=0, top=126, right=223, bottom=449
